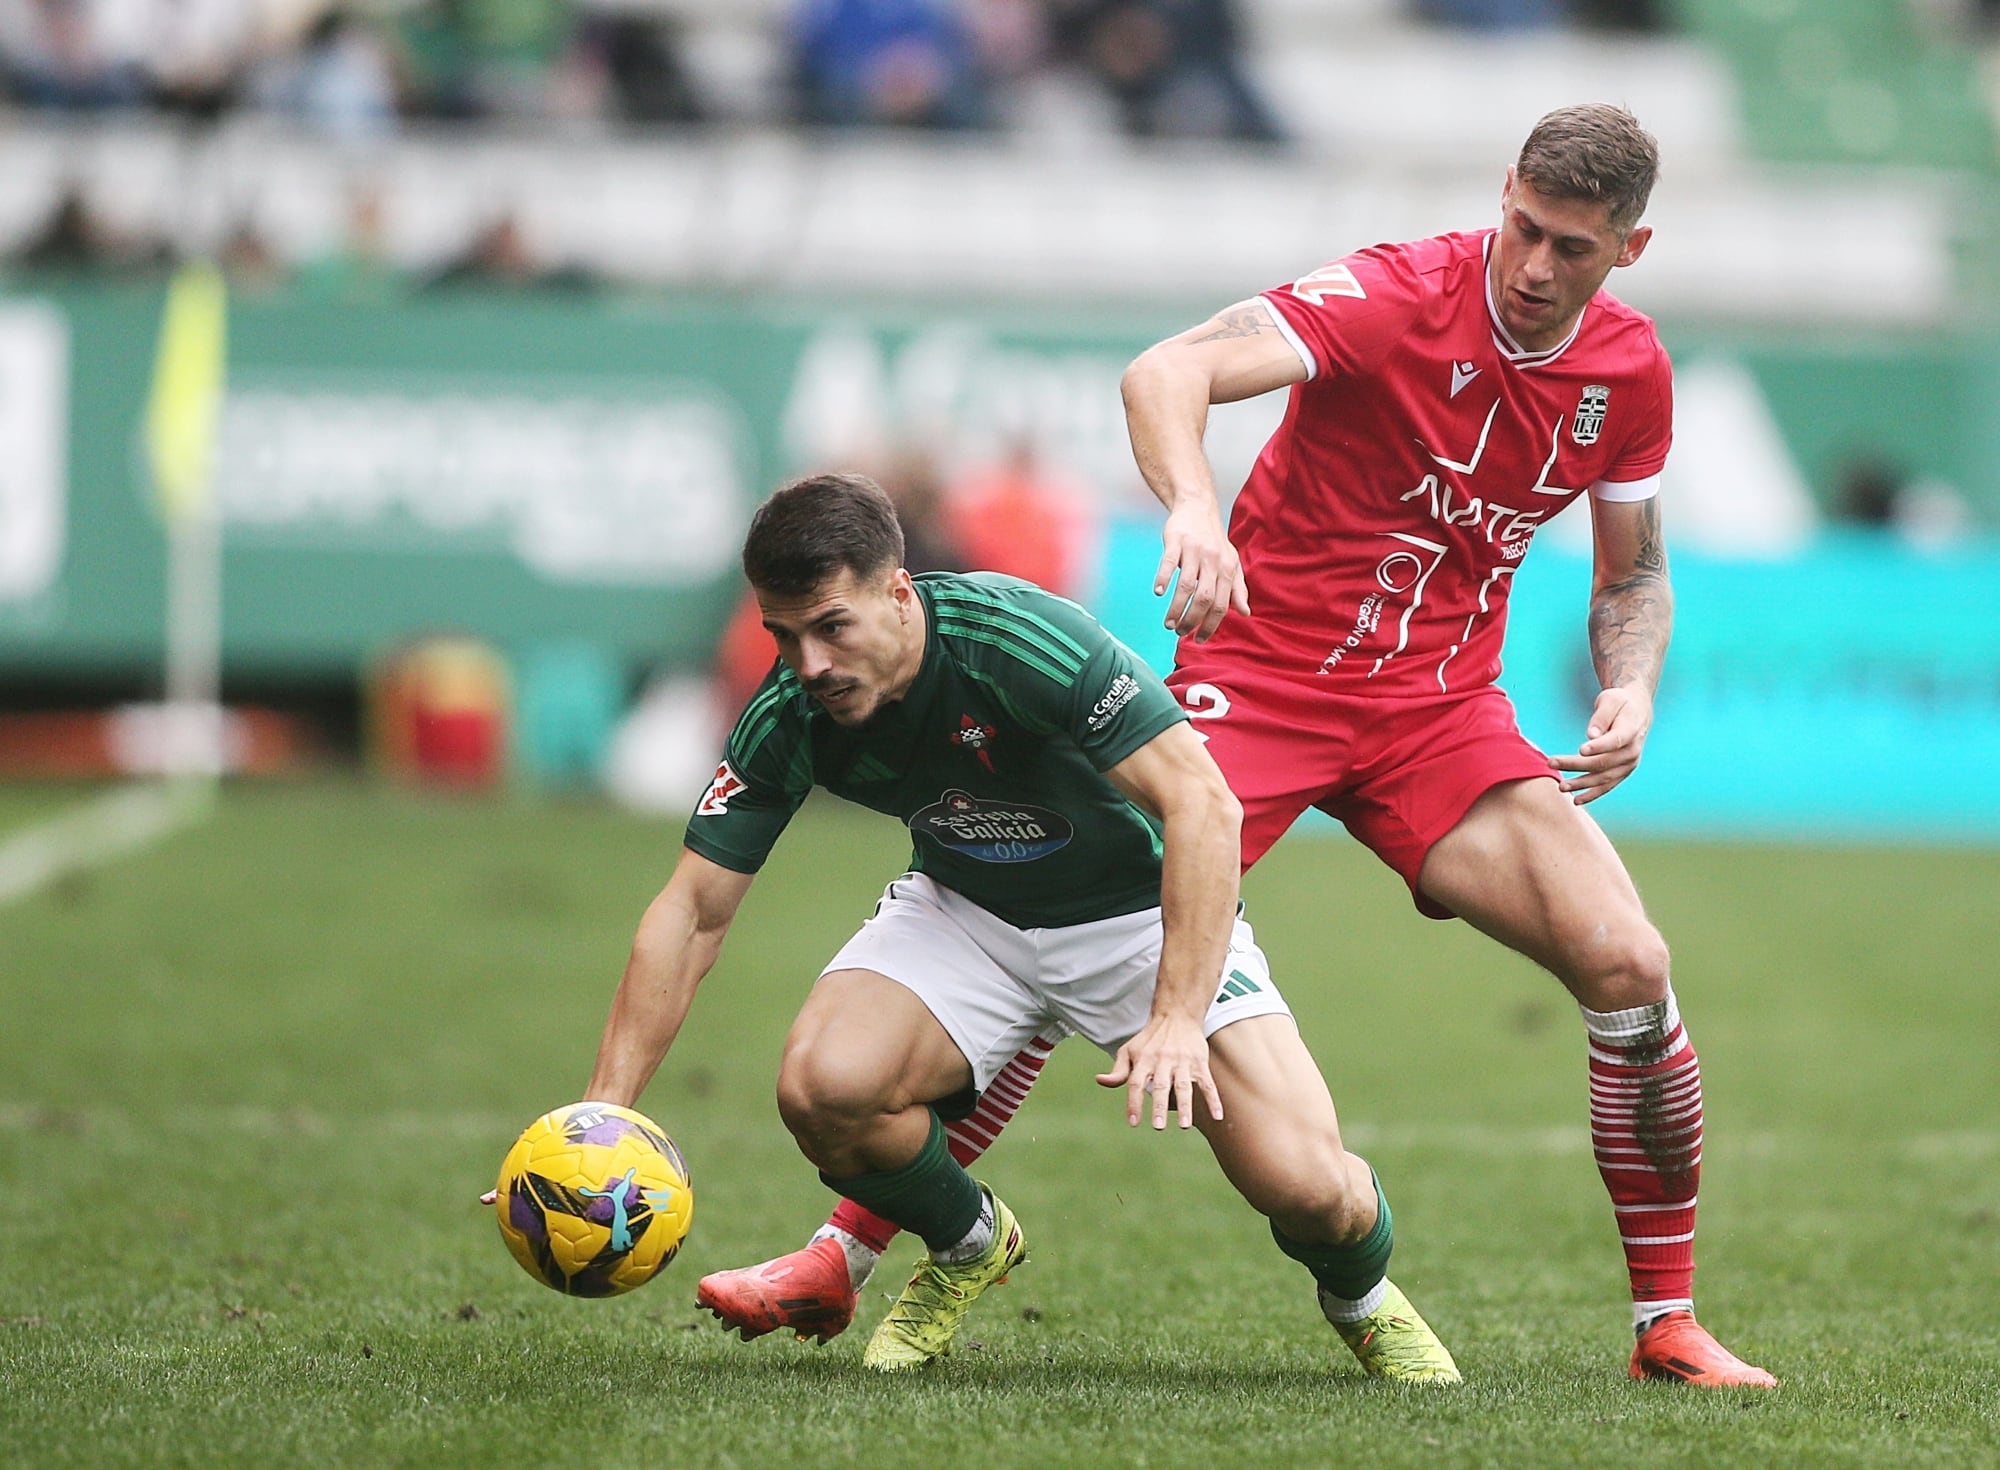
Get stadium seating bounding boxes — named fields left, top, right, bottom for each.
left=0, top=1, right=1982, bottom=326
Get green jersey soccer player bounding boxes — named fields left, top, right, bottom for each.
left=583, top=472, right=1457, bottom=1378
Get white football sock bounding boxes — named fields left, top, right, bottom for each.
left=1634, top=1298, right=1693, bottom=1334
left=930, top=1191, right=997, bottom=1265
left=1318, top=1280, right=1388, bottom=1325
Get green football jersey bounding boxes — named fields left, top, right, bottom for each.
left=684, top=572, right=1189, bottom=928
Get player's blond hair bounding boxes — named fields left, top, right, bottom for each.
left=1516, top=104, right=1659, bottom=233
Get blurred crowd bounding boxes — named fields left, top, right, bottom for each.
left=0, top=0, right=1672, bottom=288
left=0, top=0, right=1283, bottom=140
left=4, top=178, right=596, bottom=294
left=0, top=0, right=1667, bottom=144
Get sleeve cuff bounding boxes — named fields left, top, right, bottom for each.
left=1256, top=295, right=1318, bottom=382
left=1591, top=474, right=1661, bottom=503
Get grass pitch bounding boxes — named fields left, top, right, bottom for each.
left=1, top=783, right=1996, bottom=1469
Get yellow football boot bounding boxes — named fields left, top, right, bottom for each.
left=862, top=1186, right=1026, bottom=1372
left=1328, top=1279, right=1463, bottom=1383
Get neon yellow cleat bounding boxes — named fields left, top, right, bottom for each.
left=862, top=1186, right=1026, bottom=1372
left=1327, top=1279, right=1463, bottom=1383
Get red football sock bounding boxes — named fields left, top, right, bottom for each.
left=822, top=1029, right=1059, bottom=1255
left=1582, top=989, right=1701, bottom=1313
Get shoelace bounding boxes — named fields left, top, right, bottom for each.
left=1345, top=1313, right=1428, bottom=1367
left=884, top=1259, right=971, bottom=1333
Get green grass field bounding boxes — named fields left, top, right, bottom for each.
left=2, top=782, right=1997, bottom=1469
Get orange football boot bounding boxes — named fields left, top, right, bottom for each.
left=696, top=1237, right=857, bottom=1344
left=1630, top=1311, right=1778, bottom=1388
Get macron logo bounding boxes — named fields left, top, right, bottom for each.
left=697, top=760, right=746, bottom=816
left=1450, top=360, right=1481, bottom=398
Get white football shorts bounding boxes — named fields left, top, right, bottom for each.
left=820, top=871, right=1293, bottom=1091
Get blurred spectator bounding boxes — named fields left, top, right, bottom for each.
left=712, top=588, right=777, bottom=719
left=147, top=0, right=263, bottom=119
left=1835, top=455, right=1904, bottom=527
left=0, top=0, right=150, bottom=109
left=1567, top=0, right=1665, bottom=31
left=1049, top=0, right=1279, bottom=143
left=218, top=217, right=288, bottom=292
left=423, top=211, right=598, bottom=291
left=879, top=445, right=966, bottom=574
left=1411, top=0, right=1566, bottom=33
left=250, top=5, right=400, bottom=142
left=296, top=183, right=401, bottom=301
left=11, top=188, right=107, bottom=271
left=947, top=435, right=1091, bottom=598
left=1834, top=452, right=1973, bottom=550
left=426, top=213, right=537, bottom=287
left=579, top=10, right=706, bottom=124
left=966, top=0, right=1047, bottom=79
left=393, top=0, right=575, bottom=120
left=790, top=0, right=987, bottom=129
left=8, top=184, right=171, bottom=275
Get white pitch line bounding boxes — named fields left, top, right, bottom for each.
left=0, top=781, right=210, bottom=907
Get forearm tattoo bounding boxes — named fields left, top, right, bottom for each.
left=1589, top=498, right=1673, bottom=694
left=1189, top=306, right=1270, bottom=344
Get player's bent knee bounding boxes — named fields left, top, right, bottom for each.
left=1271, top=1164, right=1376, bottom=1244
left=1227, top=1137, right=1373, bottom=1243
left=1632, top=927, right=1672, bottom=991
left=774, top=1044, right=896, bottom=1145
left=1577, top=922, right=1672, bottom=1010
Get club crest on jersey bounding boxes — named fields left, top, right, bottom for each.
left=911, top=789, right=1075, bottom=864
left=951, top=715, right=998, bottom=774
left=697, top=760, right=746, bottom=815
left=1571, top=384, right=1610, bottom=445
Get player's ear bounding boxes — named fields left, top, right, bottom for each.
left=1615, top=224, right=1653, bottom=269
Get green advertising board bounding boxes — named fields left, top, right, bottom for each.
left=1, top=281, right=1995, bottom=687
left=0, top=285, right=1213, bottom=680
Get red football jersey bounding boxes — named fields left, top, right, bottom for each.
left=1202, top=229, right=1671, bottom=699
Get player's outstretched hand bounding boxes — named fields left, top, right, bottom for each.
left=1550, top=685, right=1653, bottom=805
left=478, top=1189, right=497, bottom=1205
left=1096, top=1013, right=1223, bottom=1130
left=1156, top=503, right=1250, bottom=642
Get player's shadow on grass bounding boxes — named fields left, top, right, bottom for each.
left=657, top=1340, right=1404, bottom=1399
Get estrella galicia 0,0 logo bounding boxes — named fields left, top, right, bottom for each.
left=910, top=789, right=1074, bottom=863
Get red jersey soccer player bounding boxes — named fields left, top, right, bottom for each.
left=699, top=104, right=1775, bottom=1389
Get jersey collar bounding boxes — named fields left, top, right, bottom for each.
left=1482, top=231, right=1585, bottom=370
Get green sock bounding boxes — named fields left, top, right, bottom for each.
left=1270, top=1170, right=1393, bottom=1302
left=820, top=1111, right=982, bottom=1254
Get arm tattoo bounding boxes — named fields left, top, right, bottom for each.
left=1589, top=498, right=1673, bottom=694
left=1630, top=495, right=1666, bottom=575
left=1188, top=306, right=1270, bottom=344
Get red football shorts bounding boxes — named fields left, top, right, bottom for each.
left=1167, top=658, right=1557, bottom=919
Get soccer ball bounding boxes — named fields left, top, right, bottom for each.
left=495, top=1101, right=695, bottom=1297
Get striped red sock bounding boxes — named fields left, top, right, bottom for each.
left=824, top=1028, right=1060, bottom=1255
left=1582, top=989, right=1701, bottom=1313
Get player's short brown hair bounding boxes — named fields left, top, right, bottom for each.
left=742, top=472, right=906, bottom=597
left=1516, top=104, right=1659, bottom=233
